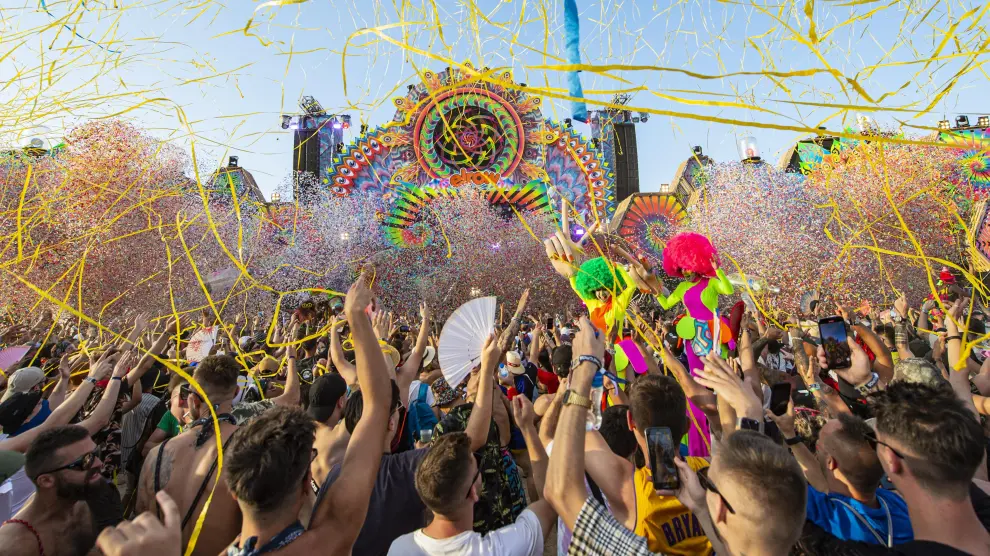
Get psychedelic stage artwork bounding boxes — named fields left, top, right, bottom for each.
left=971, top=200, right=990, bottom=272
left=609, top=193, right=687, bottom=265
left=323, top=65, right=616, bottom=247
left=939, top=128, right=990, bottom=201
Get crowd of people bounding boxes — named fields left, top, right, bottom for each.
left=0, top=220, right=989, bottom=556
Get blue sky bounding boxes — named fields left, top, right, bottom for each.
left=3, top=0, right=988, bottom=197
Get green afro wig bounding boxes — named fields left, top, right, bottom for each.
left=573, top=257, right=627, bottom=300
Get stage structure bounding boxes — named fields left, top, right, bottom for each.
left=208, top=156, right=266, bottom=205
left=322, top=65, right=617, bottom=247
left=284, top=96, right=350, bottom=202
left=609, top=192, right=687, bottom=266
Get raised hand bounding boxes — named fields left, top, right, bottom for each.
left=511, top=394, right=536, bottom=430
left=480, top=333, right=501, bottom=373
left=344, top=269, right=374, bottom=317
left=614, top=244, right=664, bottom=295
left=696, top=352, right=763, bottom=422
left=572, top=316, right=605, bottom=363
left=88, top=349, right=118, bottom=381
left=816, top=336, right=871, bottom=384
left=764, top=399, right=797, bottom=439
left=96, top=491, right=181, bottom=556
left=420, top=301, right=432, bottom=323
left=113, top=351, right=136, bottom=379
left=893, top=294, right=908, bottom=319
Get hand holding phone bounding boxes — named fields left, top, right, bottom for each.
left=646, top=427, right=680, bottom=491
left=769, top=383, right=792, bottom=416
left=818, top=316, right=851, bottom=369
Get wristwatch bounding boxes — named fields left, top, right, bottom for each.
left=570, top=355, right=603, bottom=374
left=784, top=435, right=804, bottom=446
left=736, top=417, right=764, bottom=434
left=562, top=389, right=593, bottom=410
left=84, top=377, right=97, bottom=385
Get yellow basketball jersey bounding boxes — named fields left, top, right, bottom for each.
left=633, top=458, right=714, bottom=556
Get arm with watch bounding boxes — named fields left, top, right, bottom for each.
left=694, top=352, right=765, bottom=438
left=272, top=341, right=301, bottom=407
left=544, top=317, right=608, bottom=530
left=765, top=399, right=830, bottom=492
left=78, top=351, right=135, bottom=435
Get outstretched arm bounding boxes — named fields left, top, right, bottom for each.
left=396, top=304, right=431, bottom=408
left=329, top=317, right=357, bottom=386
left=272, top=340, right=300, bottom=407
left=311, top=272, right=391, bottom=550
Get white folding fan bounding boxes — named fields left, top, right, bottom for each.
left=438, top=296, right=497, bottom=389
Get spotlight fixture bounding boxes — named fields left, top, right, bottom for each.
left=693, top=146, right=703, bottom=156
left=341, top=115, right=352, bottom=129
left=271, top=192, right=281, bottom=203
left=564, top=118, right=572, bottom=129
left=228, top=156, right=239, bottom=168
left=956, top=115, right=970, bottom=128
left=631, top=117, right=641, bottom=123
left=335, top=143, right=344, bottom=153
left=937, top=119, right=951, bottom=131
left=979, top=116, right=990, bottom=128
left=407, top=85, right=416, bottom=92
left=638, top=112, right=649, bottom=122
left=360, top=124, right=369, bottom=134
left=299, top=95, right=325, bottom=116
left=519, top=82, right=527, bottom=88
left=280, top=115, right=292, bottom=130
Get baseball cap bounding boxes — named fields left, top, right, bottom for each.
left=506, top=351, right=525, bottom=375
left=1, top=367, right=45, bottom=402
left=0, top=450, right=25, bottom=482
left=0, top=391, right=42, bottom=435
left=307, top=373, right=347, bottom=423
left=551, top=345, right=573, bottom=377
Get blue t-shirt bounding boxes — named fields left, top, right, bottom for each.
left=806, top=485, right=914, bottom=545
left=13, top=399, right=50, bottom=437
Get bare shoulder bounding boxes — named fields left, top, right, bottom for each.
left=0, top=521, right=43, bottom=556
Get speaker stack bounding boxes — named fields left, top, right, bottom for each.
left=612, top=123, right=640, bottom=203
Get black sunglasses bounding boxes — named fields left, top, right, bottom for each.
left=697, top=467, right=735, bottom=514
left=862, top=432, right=905, bottom=459
left=34, top=448, right=100, bottom=479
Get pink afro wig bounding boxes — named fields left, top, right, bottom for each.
left=662, top=232, right=719, bottom=279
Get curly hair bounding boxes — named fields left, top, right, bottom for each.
left=573, top=257, right=627, bottom=300
left=662, top=232, right=719, bottom=279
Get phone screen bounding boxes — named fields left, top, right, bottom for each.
left=770, top=383, right=792, bottom=416
left=818, top=316, right=851, bottom=369
left=645, top=427, right=680, bottom=491
left=546, top=318, right=554, bottom=330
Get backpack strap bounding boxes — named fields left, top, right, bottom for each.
left=417, top=382, right=429, bottom=403
left=178, top=433, right=236, bottom=532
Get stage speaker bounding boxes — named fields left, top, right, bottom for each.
left=613, top=123, right=640, bottom=203
left=293, top=129, right=322, bottom=200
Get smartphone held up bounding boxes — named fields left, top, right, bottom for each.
left=818, top=316, right=852, bottom=369
left=646, top=426, right=680, bottom=491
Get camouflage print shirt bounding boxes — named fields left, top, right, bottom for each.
left=431, top=403, right=527, bottom=535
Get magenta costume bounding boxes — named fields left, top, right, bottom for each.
left=657, top=233, right=735, bottom=457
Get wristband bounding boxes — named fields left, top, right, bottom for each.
left=807, top=382, right=821, bottom=392
left=784, top=435, right=804, bottom=446
left=111, top=376, right=123, bottom=381
left=855, top=372, right=880, bottom=395
left=570, top=355, right=603, bottom=374
left=946, top=335, right=962, bottom=342
left=84, top=377, right=97, bottom=385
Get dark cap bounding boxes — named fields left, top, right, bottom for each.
left=0, top=391, right=42, bottom=435
left=551, top=345, right=573, bottom=378
left=307, top=373, right=347, bottom=423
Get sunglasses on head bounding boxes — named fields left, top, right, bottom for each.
left=697, top=467, right=735, bottom=514
left=862, top=431, right=905, bottom=459
left=33, top=447, right=100, bottom=479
